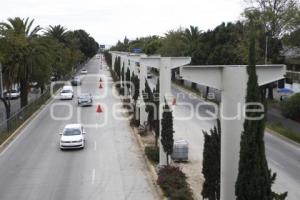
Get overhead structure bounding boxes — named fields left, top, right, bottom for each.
left=110, top=51, right=191, bottom=166
left=180, top=64, right=286, bottom=200
left=110, top=51, right=286, bottom=200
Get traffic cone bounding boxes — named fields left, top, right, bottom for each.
left=172, top=97, right=176, bottom=106
left=96, top=105, right=103, bottom=113
left=99, top=83, right=103, bottom=89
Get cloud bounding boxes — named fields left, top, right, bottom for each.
left=0, top=0, right=245, bottom=45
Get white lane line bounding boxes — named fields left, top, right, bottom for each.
left=94, top=141, right=97, bottom=151
left=269, top=158, right=285, bottom=169
left=92, top=168, right=96, bottom=185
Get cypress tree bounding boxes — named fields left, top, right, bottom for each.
left=161, top=100, right=174, bottom=165
left=121, top=64, right=125, bottom=87
left=143, top=80, right=154, bottom=130
left=202, top=120, right=221, bottom=200
left=235, top=19, right=287, bottom=200
left=153, top=79, right=160, bottom=147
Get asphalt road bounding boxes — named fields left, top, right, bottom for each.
left=148, top=75, right=300, bottom=200
left=0, top=57, right=158, bottom=200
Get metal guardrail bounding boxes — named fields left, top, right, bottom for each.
left=0, top=83, right=63, bottom=145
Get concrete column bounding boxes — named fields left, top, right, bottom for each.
left=220, top=67, right=247, bottom=200
left=139, top=64, right=147, bottom=126
left=112, top=54, right=116, bottom=71
left=159, top=58, right=172, bottom=166
left=120, top=57, right=124, bottom=86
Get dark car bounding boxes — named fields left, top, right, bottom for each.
left=78, top=93, right=93, bottom=106
left=71, top=76, right=81, bottom=86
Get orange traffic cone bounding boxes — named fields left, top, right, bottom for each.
left=172, top=97, right=176, bottom=106
left=96, top=105, right=103, bottom=113
left=99, top=83, right=103, bottom=89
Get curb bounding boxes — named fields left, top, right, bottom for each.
left=130, top=126, right=167, bottom=200
left=266, top=127, right=300, bottom=147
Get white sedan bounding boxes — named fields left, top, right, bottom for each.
left=59, top=124, right=86, bottom=150
left=80, top=69, right=88, bottom=74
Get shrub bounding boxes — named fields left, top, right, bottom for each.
left=145, top=146, right=159, bottom=163
left=281, top=93, right=300, bottom=122
left=157, top=166, right=193, bottom=200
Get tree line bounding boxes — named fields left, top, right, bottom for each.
left=0, top=17, right=99, bottom=119
left=110, top=0, right=300, bottom=100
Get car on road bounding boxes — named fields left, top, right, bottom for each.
left=4, top=89, right=20, bottom=99
left=59, top=124, right=86, bottom=149
left=78, top=93, right=93, bottom=106
left=80, top=68, right=88, bottom=74
left=59, top=85, right=74, bottom=100
left=71, top=76, right=81, bottom=86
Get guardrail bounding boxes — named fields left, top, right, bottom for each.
left=0, top=83, right=63, bottom=145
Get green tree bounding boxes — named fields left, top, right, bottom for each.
left=143, top=80, right=154, bottom=130
left=202, top=121, right=221, bottom=200
left=161, top=100, right=174, bottom=165
left=159, top=29, right=188, bottom=57
left=235, top=20, right=287, bottom=200
left=45, top=25, right=69, bottom=44
left=153, top=79, right=160, bottom=147
left=0, top=17, right=42, bottom=107
left=73, top=29, right=99, bottom=59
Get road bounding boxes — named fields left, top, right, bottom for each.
left=148, top=75, right=300, bottom=200
left=0, top=57, right=158, bottom=200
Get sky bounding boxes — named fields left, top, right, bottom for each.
left=0, top=0, right=247, bottom=46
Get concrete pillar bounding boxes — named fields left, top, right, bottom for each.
left=159, top=58, right=172, bottom=166
left=220, top=67, right=247, bottom=200
left=139, top=64, right=147, bottom=126
left=112, top=54, right=116, bottom=71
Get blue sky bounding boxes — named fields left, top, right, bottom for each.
left=0, top=0, right=246, bottom=46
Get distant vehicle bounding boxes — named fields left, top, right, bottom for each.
left=59, top=124, right=86, bottom=150
left=71, top=76, right=81, bottom=86
left=80, top=69, right=88, bottom=74
left=4, top=89, right=20, bottom=99
left=96, top=55, right=100, bottom=59
left=59, top=86, right=74, bottom=100
left=77, top=93, right=93, bottom=106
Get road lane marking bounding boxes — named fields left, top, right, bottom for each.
left=92, top=168, right=96, bottom=185
left=94, top=141, right=97, bottom=151
left=269, top=158, right=285, bottom=169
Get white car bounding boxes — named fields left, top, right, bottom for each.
left=4, top=89, right=20, bottom=99
left=80, top=69, right=88, bottom=74
left=59, top=86, right=74, bottom=100
left=59, top=124, right=86, bottom=149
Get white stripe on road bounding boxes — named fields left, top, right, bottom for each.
left=94, top=141, right=97, bottom=151
left=92, top=168, right=96, bottom=185
left=269, top=158, right=285, bottom=169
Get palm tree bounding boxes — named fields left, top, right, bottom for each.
left=45, top=25, right=70, bottom=44
left=184, top=25, right=201, bottom=42
left=0, top=17, right=42, bottom=107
